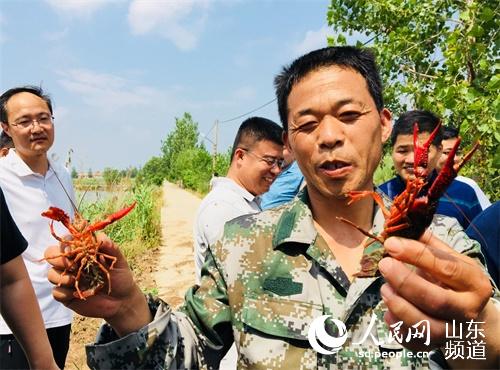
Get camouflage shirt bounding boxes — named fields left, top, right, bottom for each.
left=86, top=190, right=495, bottom=370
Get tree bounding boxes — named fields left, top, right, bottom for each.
left=327, top=0, right=499, bottom=198
left=102, top=167, right=121, bottom=188
left=213, top=148, right=232, bottom=177
left=161, top=113, right=200, bottom=179
left=71, top=167, right=78, bottom=179
left=137, top=156, right=167, bottom=186
left=87, top=168, right=93, bottom=178
left=170, top=148, right=212, bottom=191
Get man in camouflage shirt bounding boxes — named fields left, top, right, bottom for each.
left=46, top=46, right=499, bottom=369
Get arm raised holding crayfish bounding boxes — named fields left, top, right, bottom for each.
left=45, top=234, right=153, bottom=338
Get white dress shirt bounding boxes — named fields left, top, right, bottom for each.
left=193, top=177, right=261, bottom=283
left=0, top=150, right=75, bottom=334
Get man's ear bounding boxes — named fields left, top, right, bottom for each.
left=233, top=147, right=245, bottom=161
left=1, top=122, right=10, bottom=137
left=379, top=108, right=392, bottom=143
left=283, top=131, right=292, bottom=153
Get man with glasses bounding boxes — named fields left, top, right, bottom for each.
left=193, top=116, right=284, bottom=283
left=193, top=116, right=283, bottom=369
left=0, top=86, right=75, bottom=369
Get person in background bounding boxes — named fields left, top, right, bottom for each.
left=193, top=116, right=284, bottom=283
left=436, top=125, right=491, bottom=210
left=466, top=201, right=499, bottom=287
left=260, top=145, right=304, bottom=210
left=0, top=131, right=14, bottom=157
left=45, top=46, right=499, bottom=370
left=379, top=110, right=483, bottom=229
left=0, top=86, right=75, bottom=369
left=0, top=187, right=59, bottom=370
left=193, top=116, right=283, bottom=369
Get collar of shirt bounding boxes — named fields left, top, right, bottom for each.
left=3, top=149, right=65, bottom=180
left=271, top=187, right=390, bottom=250
left=211, top=177, right=259, bottom=206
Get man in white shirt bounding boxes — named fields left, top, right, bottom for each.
left=436, top=126, right=491, bottom=210
left=0, top=86, right=75, bottom=369
left=194, top=116, right=284, bottom=283
left=193, top=116, right=284, bottom=370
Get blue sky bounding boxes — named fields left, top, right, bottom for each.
left=1, top=0, right=334, bottom=172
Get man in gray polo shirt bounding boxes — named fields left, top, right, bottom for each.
left=194, top=116, right=284, bottom=283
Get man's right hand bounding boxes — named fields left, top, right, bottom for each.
left=46, top=233, right=152, bottom=337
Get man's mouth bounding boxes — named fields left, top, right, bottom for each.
left=319, top=160, right=352, bottom=178
left=31, top=136, right=47, bottom=142
left=320, top=160, right=350, bottom=171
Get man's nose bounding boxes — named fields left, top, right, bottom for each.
left=270, top=164, right=281, bottom=175
left=318, top=116, right=345, bottom=150
left=403, top=152, right=415, bottom=164
left=30, top=121, right=44, bottom=132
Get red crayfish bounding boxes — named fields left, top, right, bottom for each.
left=339, top=122, right=479, bottom=277
left=41, top=202, right=136, bottom=299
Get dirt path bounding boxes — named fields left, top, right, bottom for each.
left=153, top=182, right=200, bottom=307
left=66, top=182, right=200, bottom=369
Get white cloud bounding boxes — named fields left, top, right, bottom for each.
left=44, top=0, right=114, bottom=19
left=292, top=25, right=331, bottom=56
left=56, top=68, right=164, bottom=109
left=127, top=0, right=211, bottom=51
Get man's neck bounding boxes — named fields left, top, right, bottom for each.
left=307, top=186, right=375, bottom=249
left=16, top=150, right=49, bottom=176
left=226, top=167, right=253, bottom=195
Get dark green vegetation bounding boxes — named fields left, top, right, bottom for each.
left=328, top=0, right=499, bottom=198
left=137, top=112, right=231, bottom=195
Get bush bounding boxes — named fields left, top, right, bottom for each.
left=79, top=183, right=162, bottom=260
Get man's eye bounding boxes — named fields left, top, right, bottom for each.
left=296, top=121, right=317, bottom=131
left=339, top=111, right=361, bottom=122
left=18, top=120, right=30, bottom=126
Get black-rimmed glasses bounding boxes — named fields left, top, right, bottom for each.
left=240, top=148, right=285, bottom=169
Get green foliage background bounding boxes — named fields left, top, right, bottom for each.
left=328, top=0, right=499, bottom=199
left=79, top=183, right=162, bottom=261
left=137, top=113, right=231, bottom=194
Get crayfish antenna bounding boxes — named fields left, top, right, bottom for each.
left=413, top=120, right=442, bottom=178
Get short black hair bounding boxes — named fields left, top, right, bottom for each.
left=0, top=86, right=53, bottom=124
left=0, top=131, right=13, bottom=150
left=230, top=117, right=283, bottom=160
left=274, top=46, right=384, bottom=131
left=391, top=110, right=443, bottom=147
left=442, top=126, right=459, bottom=140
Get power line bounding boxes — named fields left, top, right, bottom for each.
left=219, top=98, right=276, bottom=123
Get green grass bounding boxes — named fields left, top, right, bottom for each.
left=78, top=182, right=162, bottom=261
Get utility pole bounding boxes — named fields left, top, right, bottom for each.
left=212, top=120, right=219, bottom=174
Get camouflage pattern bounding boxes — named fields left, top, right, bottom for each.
left=86, top=189, right=497, bottom=369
